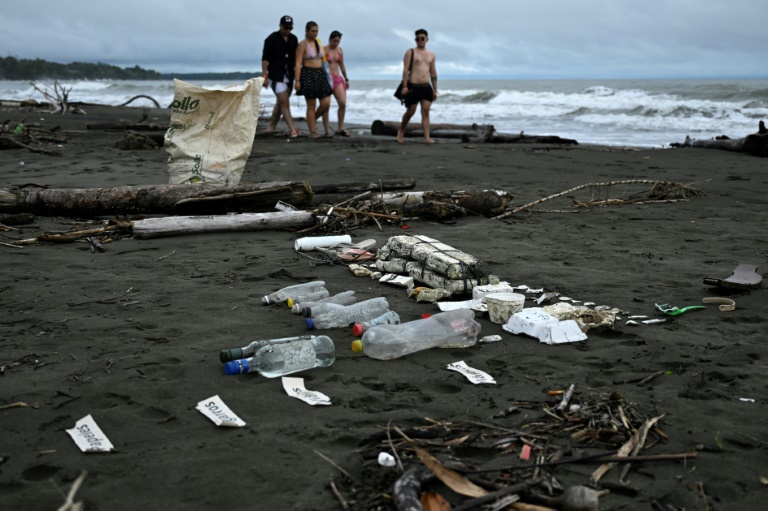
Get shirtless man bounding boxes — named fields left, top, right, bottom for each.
left=397, top=29, right=438, bottom=144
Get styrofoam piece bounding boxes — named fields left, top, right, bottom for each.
left=472, top=282, right=515, bottom=301
left=436, top=299, right=480, bottom=311
left=503, top=307, right=559, bottom=338
left=539, top=320, right=588, bottom=344
left=486, top=292, right=526, bottom=324
left=294, top=235, right=352, bottom=252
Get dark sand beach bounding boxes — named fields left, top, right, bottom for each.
left=1, top=104, right=766, bottom=510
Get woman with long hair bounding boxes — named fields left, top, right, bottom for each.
left=322, top=30, right=350, bottom=136
left=294, top=21, right=333, bottom=138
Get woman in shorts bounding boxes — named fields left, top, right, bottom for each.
left=295, top=21, right=333, bottom=138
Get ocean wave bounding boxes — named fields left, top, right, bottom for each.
left=459, top=91, right=498, bottom=103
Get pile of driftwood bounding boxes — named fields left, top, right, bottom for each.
left=371, top=121, right=578, bottom=145
left=0, top=121, right=67, bottom=156
left=328, top=387, right=695, bottom=510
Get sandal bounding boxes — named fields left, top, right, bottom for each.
left=703, top=264, right=762, bottom=290
left=335, top=129, right=351, bottom=137
left=290, top=128, right=300, bottom=139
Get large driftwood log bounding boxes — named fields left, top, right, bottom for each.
left=671, top=121, right=767, bottom=157
left=461, top=127, right=578, bottom=145
left=132, top=210, right=315, bottom=239
left=0, top=181, right=313, bottom=217
left=371, top=120, right=487, bottom=138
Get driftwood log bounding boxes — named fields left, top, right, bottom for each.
left=132, top=210, right=315, bottom=239
left=312, top=179, right=416, bottom=205
left=371, top=120, right=487, bottom=139
left=671, top=121, right=767, bottom=157
left=86, top=122, right=168, bottom=131
left=461, top=126, right=578, bottom=145
left=119, top=95, right=162, bottom=108
left=0, top=181, right=313, bottom=217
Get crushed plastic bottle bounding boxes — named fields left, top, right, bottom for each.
left=223, top=335, right=335, bottom=378
left=306, top=297, right=389, bottom=330
left=352, top=310, right=401, bottom=337
left=351, top=309, right=481, bottom=360
left=261, top=281, right=326, bottom=305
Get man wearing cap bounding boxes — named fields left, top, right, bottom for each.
left=261, top=15, right=299, bottom=136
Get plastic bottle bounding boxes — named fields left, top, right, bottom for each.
left=352, top=311, right=401, bottom=337
left=261, top=281, right=326, bottom=305
left=351, top=309, right=481, bottom=360
left=302, top=302, right=346, bottom=318
left=306, top=297, right=389, bottom=330
left=223, top=335, right=336, bottom=378
left=285, top=289, right=330, bottom=308
left=290, top=290, right=357, bottom=315
left=219, top=335, right=319, bottom=363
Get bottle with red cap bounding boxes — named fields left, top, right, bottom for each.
left=352, top=311, right=401, bottom=337
left=351, top=309, right=481, bottom=360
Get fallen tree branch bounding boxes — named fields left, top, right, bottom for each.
left=119, top=95, right=162, bottom=108
left=494, top=179, right=703, bottom=219
left=671, top=120, right=767, bottom=157
left=0, top=135, right=63, bottom=156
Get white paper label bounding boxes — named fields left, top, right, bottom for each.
left=447, top=361, right=496, bottom=385
left=196, top=395, right=246, bottom=427
left=282, top=377, right=332, bottom=405
left=66, top=414, right=114, bottom=453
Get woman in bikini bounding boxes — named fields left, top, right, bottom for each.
left=322, top=30, right=350, bottom=137
left=295, top=21, right=333, bottom=138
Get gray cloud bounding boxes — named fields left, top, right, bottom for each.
left=1, top=0, right=765, bottom=78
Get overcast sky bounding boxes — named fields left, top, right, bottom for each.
left=1, top=0, right=765, bottom=79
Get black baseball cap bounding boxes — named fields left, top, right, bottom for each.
left=280, top=15, right=293, bottom=28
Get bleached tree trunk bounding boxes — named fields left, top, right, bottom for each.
left=132, top=210, right=315, bottom=238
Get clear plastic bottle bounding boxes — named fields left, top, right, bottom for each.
left=306, top=297, right=389, bottom=330
left=220, top=335, right=318, bottom=363
left=351, top=309, right=481, bottom=360
left=285, top=289, right=330, bottom=308
left=261, top=281, right=326, bottom=305
left=223, top=335, right=336, bottom=377
left=302, top=302, right=346, bottom=318
left=291, top=290, right=357, bottom=315
left=352, top=310, right=401, bottom=337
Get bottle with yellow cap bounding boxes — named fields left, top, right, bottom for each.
left=306, top=297, right=389, bottom=330
left=291, top=290, right=357, bottom=315
left=261, top=281, right=326, bottom=305
left=285, top=288, right=330, bottom=309
left=351, top=309, right=481, bottom=360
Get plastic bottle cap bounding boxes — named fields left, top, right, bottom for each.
left=422, top=314, right=431, bottom=319
left=286, top=298, right=295, bottom=308
left=302, top=307, right=312, bottom=317
left=223, top=359, right=248, bottom=375
left=351, top=340, right=363, bottom=353
left=305, top=318, right=315, bottom=330
left=352, top=323, right=365, bottom=337
left=261, top=296, right=270, bottom=305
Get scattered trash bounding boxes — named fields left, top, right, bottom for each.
left=378, top=273, right=414, bottom=288
left=472, top=282, right=516, bottom=301
left=642, top=318, right=667, bottom=324
left=352, top=310, right=401, bottom=336
left=351, top=309, right=481, bottom=360
left=196, top=395, right=246, bottom=427
left=479, top=334, right=502, bottom=343
left=447, top=360, right=496, bottom=384
left=282, top=377, right=332, bottom=406
left=222, top=335, right=336, bottom=377
left=408, top=286, right=453, bottom=303
left=503, top=308, right=587, bottom=344
left=66, top=414, right=114, bottom=453
left=703, top=264, right=762, bottom=290
left=542, top=302, right=616, bottom=332
left=285, top=288, right=330, bottom=308
left=220, top=335, right=319, bottom=363
left=739, top=398, right=756, bottom=403
left=292, top=290, right=357, bottom=315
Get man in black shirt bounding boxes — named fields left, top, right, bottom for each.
left=261, top=15, right=299, bottom=136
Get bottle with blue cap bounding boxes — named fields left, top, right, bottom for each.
left=306, top=297, right=389, bottom=330
left=220, top=335, right=319, bottom=363
left=261, top=281, right=326, bottom=305
left=351, top=309, right=481, bottom=360
left=223, top=335, right=335, bottom=377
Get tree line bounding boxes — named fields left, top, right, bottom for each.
left=0, top=56, right=163, bottom=80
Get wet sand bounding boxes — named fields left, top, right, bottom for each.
left=1, top=104, right=766, bottom=510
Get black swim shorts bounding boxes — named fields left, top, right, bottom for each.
left=404, top=83, right=434, bottom=107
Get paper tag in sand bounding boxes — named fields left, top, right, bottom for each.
left=447, top=361, right=496, bottom=385
left=196, top=395, right=246, bottom=427
left=282, top=377, right=331, bottom=406
left=66, top=414, right=114, bottom=453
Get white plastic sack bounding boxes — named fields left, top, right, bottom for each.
left=165, top=78, right=263, bottom=186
